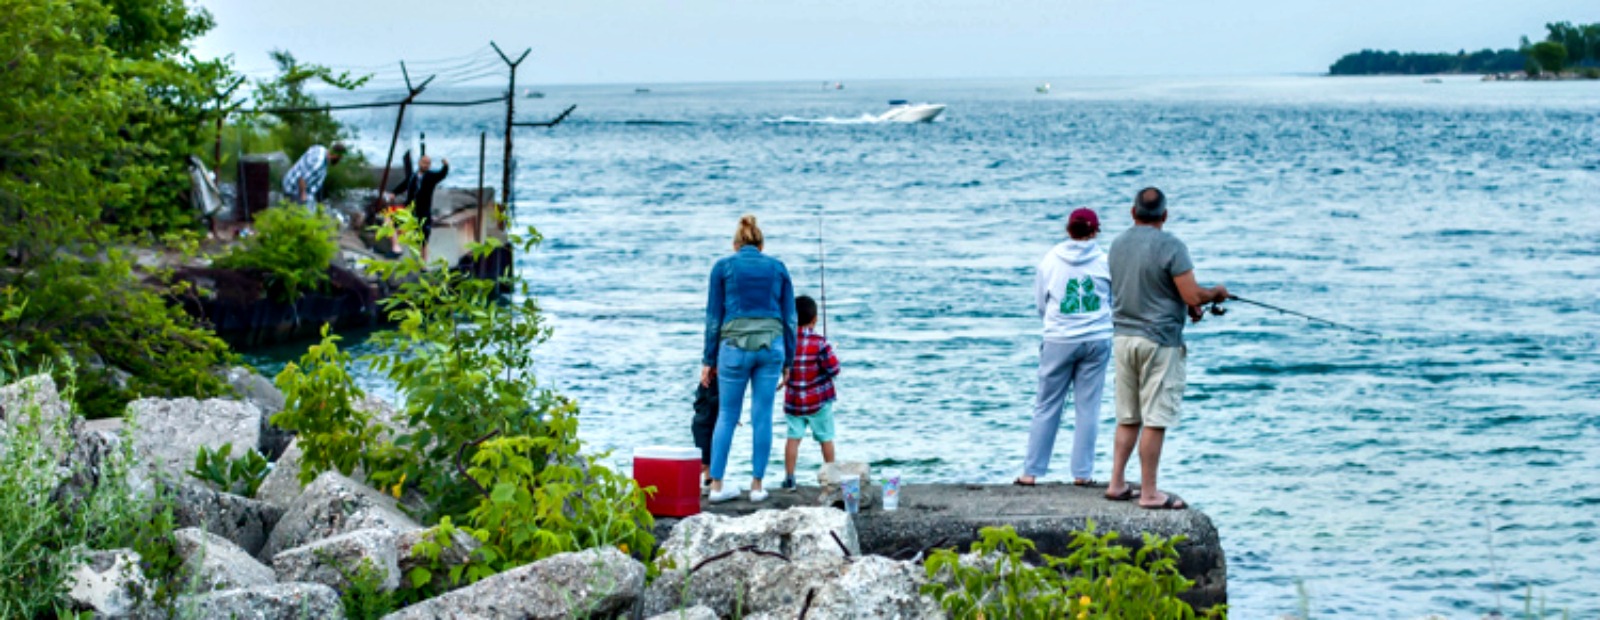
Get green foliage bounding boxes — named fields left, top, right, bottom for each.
left=0, top=370, right=178, bottom=617
left=1530, top=41, right=1569, bottom=74
left=457, top=435, right=657, bottom=581
left=338, top=558, right=401, bottom=620
left=1542, top=22, right=1600, bottom=66
left=1, top=0, right=235, bottom=419
left=1328, top=48, right=1525, bottom=75
left=360, top=209, right=552, bottom=518
left=213, top=205, right=339, bottom=303
left=187, top=442, right=270, bottom=497
left=273, top=325, right=385, bottom=485
left=921, top=522, right=1225, bottom=620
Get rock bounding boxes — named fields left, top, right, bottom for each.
left=657, top=507, right=859, bottom=569
left=382, top=547, right=644, bottom=620
left=126, top=397, right=261, bottom=477
left=254, top=439, right=303, bottom=509
left=181, top=582, right=345, bottom=620
left=55, top=418, right=155, bottom=507
left=357, top=394, right=408, bottom=439
left=645, top=605, right=718, bottom=620
left=396, top=526, right=479, bottom=593
left=173, top=527, right=277, bottom=591
left=221, top=366, right=292, bottom=460
left=261, top=471, right=420, bottom=561
left=817, top=461, right=875, bottom=510
left=67, top=549, right=147, bottom=618
left=0, top=374, right=71, bottom=430
left=801, top=555, right=944, bottom=619
left=170, top=479, right=284, bottom=557
left=273, top=528, right=401, bottom=592
left=642, top=551, right=800, bottom=619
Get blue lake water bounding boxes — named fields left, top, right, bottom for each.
left=250, top=76, right=1600, bottom=618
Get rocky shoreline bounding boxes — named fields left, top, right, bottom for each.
left=4, top=369, right=1226, bottom=618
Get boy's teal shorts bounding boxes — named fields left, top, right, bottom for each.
left=785, top=401, right=835, bottom=442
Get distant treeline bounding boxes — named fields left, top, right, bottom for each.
left=1329, top=49, right=1524, bottom=75
left=1330, top=22, right=1600, bottom=76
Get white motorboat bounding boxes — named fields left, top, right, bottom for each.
left=877, top=100, right=945, bottom=123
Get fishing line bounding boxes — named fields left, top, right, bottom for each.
left=818, top=207, right=828, bottom=337
left=1217, top=295, right=1384, bottom=337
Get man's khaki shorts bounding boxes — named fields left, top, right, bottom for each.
left=1113, top=335, right=1186, bottom=429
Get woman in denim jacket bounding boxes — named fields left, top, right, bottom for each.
left=701, top=215, right=797, bottom=503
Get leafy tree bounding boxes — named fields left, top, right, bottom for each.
left=1, top=0, right=232, bottom=417
left=1544, top=22, right=1588, bottom=65
left=1531, top=41, right=1569, bottom=74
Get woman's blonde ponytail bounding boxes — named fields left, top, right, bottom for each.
left=733, top=214, right=764, bottom=250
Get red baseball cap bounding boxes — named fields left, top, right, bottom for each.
left=1068, top=208, right=1100, bottom=234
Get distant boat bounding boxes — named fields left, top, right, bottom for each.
left=635, top=88, right=652, bottom=94
left=878, top=100, right=945, bottom=123
left=1036, top=82, right=1051, bottom=94
left=822, top=81, right=845, bottom=90
left=524, top=89, right=545, bottom=99
left=1422, top=78, right=1443, bottom=84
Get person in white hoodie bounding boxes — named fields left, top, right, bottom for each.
left=1016, top=208, right=1113, bottom=487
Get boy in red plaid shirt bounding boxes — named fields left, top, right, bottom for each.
left=780, top=295, right=840, bottom=491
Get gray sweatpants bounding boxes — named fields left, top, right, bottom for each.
left=1023, top=338, right=1111, bottom=480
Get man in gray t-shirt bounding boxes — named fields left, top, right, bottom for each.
left=1103, top=187, right=1228, bottom=511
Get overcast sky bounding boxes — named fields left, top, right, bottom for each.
left=195, top=0, right=1600, bottom=85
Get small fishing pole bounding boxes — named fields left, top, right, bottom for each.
left=1208, top=295, right=1383, bottom=337
left=818, top=208, right=828, bottom=337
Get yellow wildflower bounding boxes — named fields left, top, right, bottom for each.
left=1080, top=595, right=1092, bottom=607
left=619, top=543, right=630, bottom=555
left=1077, top=612, right=1087, bottom=620
left=390, top=473, right=408, bottom=498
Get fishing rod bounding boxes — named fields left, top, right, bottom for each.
left=1207, top=295, right=1383, bottom=337
left=818, top=208, right=828, bottom=337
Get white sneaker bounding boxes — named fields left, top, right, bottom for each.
left=708, top=487, right=741, bottom=504
left=749, top=489, right=769, bottom=503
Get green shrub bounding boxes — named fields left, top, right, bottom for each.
left=272, top=324, right=386, bottom=485
left=270, top=210, right=656, bottom=593
left=0, top=371, right=178, bottom=617
left=214, top=206, right=339, bottom=303
left=922, top=522, right=1225, bottom=620
left=337, top=558, right=400, bottom=620
left=187, top=442, right=270, bottom=497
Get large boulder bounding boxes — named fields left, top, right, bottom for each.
left=170, top=479, right=284, bottom=557
left=66, top=549, right=147, bottom=618
left=221, top=366, right=292, bottom=460
left=181, top=582, right=344, bottom=620
left=261, top=471, right=420, bottom=561
left=254, top=439, right=303, bottom=509
left=382, top=547, right=644, bottom=620
left=174, top=527, right=277, bottom=592
left=657, top=507, right=859, bottom=569
left=0, top=374, right=71, bottom=430
left=126, top=397, right=261, bottom=477
left=643, top=553, right=839, bottom=619
left=786, top=555, right=943, bottom=619
left=273, top=528, right=401, bottom=592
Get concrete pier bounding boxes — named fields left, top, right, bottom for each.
left=652, top=482, right=1226, bottom=611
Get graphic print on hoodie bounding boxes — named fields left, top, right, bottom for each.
left=1036, top=239, right=1113, bottom=344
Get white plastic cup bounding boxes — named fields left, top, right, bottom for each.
left=882, top=469, right=901, bottom=511
left=841, top=478, right=860, bottom=514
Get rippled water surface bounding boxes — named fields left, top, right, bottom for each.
left=252, top=76, right=1600, bottom=618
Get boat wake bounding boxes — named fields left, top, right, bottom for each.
left=764, top=114, right=887, bottom=125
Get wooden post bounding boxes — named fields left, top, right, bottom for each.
left=476, top=132, right=486, bottom=241
left=491, top=42, right=531, bottom=215
left=374, top=62, right=435, bottom=221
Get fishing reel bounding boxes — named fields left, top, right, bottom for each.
left=1190, top=301, right=1227, bottom=323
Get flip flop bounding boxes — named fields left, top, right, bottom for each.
left=1140, top=494, right=1188, bottom=510
left=1012, top=478, right=1037, bottom=487
left=1073, top=479, right=1099, bottom=487
left=1104, top=487, right=1138, bottom=501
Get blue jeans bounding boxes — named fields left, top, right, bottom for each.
left=1023, top=339, right=1111, bottom=480
left=709, top=340, right=785, bottom=482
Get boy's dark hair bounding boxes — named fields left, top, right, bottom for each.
left=797, top=295, right=818, bottom=327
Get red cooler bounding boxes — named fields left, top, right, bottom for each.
left=633, top=446, right=702, bottom=518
